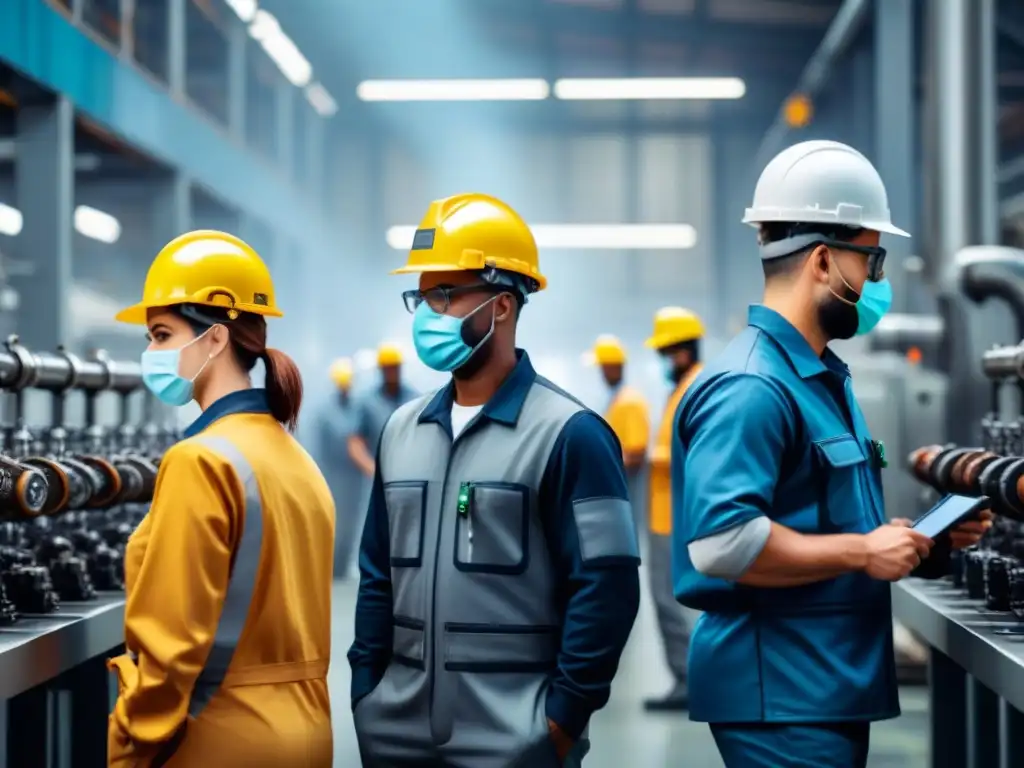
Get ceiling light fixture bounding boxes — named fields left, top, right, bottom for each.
left=356, top=79, right=551, bottom=102
left=0, top=202, right=23, bottom=237
left=249, top=10, right=313, bottom=88
left=223, top=0, right=257, bottom=23
left=74, top=205, right=122, bottom=244
left=553, top=77, right=746, bottom=100
left=386, top=223, right=697, bottom=251
left=306, top=82, right=338, bottom=116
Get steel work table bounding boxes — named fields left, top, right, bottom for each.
left=0, top=593, right=126, bottom=768
left=894, top=579, right=1024, bottom=768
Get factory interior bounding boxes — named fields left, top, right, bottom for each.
left=0, top=0, right=1023, bottom=766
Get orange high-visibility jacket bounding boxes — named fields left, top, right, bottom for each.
left=649, top=364, right=703, bottom=536
left=604, top=386, right=651, bottom=457
left=107, top=406, right=335, bottom=768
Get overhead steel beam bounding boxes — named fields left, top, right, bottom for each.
left=0, top=139, right=99, bottom=171
left=754, top=0, right=872, bottom=166
left=471, top=0, right=825, bottom=52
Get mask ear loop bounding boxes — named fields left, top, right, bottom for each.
left=461, top=294, right=502, bottom=357
left=823, top=249, right=862, bottom=306
left=178, top=326, right=224, bottom=383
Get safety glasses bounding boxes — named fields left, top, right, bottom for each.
left=402, top=283, right=501, bottom=314
left=820, top=239, right=887, bottom=282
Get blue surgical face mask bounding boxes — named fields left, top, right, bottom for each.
left=827, top=253, right=893, bottom=337
left=141, top=331, right=214, bottom=406
left=854, top=277, right=893, bottom=335
left=412, top=295, right=499, bottom=373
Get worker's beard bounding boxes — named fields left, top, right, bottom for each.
left=817, top=294, right=859, bottom=341
left=452, top=307, right=496, bottom=380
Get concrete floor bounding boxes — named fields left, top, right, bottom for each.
left=328, top=573, right=929, bottom=767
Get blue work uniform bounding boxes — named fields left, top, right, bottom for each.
left=318, top=394, right=362, bottom=576
left=355, top=383, right=419, bottom=458
left=348, top=351, right=641, bottom=768
left=672, top=306, right=896, bottom=768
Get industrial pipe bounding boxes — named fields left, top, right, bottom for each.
left=754, top=0, right=871, bottom=165
left=0, top=336, right=141, bottom=393
left=981, top=344, right=1024, bottom=380
left=868, top=314, right=945, bottom=354
left=958, top=246, right=1024, bottom=341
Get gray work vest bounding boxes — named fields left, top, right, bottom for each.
left=353, top=380, right=586, bottom=768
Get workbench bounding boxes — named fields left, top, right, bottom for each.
left=0, top=593, right=126, bottom=768
left=894, top=578, right=1024, bottom=768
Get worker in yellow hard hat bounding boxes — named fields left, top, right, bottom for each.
left=318, top=357, right=364, bottom=579
left=642, top=305, right=706, bottom=713
left=108, top=230, right=334, bottom=766
left=589, top=334, right=650, bottom=528
left=346, top=342, right=417, bottom=480
left=351, top=193, right=639, bottom=766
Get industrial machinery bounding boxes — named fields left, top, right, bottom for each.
left=0, top=336, right=165, bottom=621
left=904, top=337, right=1024, bottom=625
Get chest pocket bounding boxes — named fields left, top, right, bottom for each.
left=814, top=434, right=872, bottom=532
left=383, top=481, right=427, bottom=567
left=453, top=481, right=530, bottom=575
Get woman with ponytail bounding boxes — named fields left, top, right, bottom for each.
left=106, top=231, right=334, bottom=767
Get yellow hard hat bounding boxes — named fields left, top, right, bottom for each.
left=592, top=335, right=627, bottom=365
left=645, top=307, right=704, bottom=349
left=391, top=193, right=547, bottom=291
left=330, top=358, right=354, bottom=389
left=377, top=343, right=403, bottom=367
left=115, top=230, right=282, bottom=324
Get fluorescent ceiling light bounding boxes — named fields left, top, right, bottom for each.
left=386, top=224, right=697, bottom=251
left=0, top=203, right=121, bottom=243
left=306, top=82, right=338, bottom=117
left=74, top=205, right=121, bottom=244
left=554, top=77, right=746, bottom=100
left=356, top=79, right=550, bottom=102
left=224, top=0, right=257, bottom=23
left=249, top=10, right=313, bottom=88
left=0, top=203, right=23, bottom=236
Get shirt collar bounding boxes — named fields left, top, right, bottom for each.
left=747, top=305, right=849, bottom=380
left=184, top=388, right=271, bottom=438
left=418, top=349, right=537, bottom=429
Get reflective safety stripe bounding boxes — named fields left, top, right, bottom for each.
left=187, top=434, right=264, bottom=718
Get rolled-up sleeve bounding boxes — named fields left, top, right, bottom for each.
left=540, top=411, right=641, bottom=740
left=678, top=373, right=794, bottom=556
left=346, top=443, right=393, bottom=708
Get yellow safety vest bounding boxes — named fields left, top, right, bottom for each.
left=604, top=386, right=651, bottom=456
left=649, top=364, right=703, bottom=535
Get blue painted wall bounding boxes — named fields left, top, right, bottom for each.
left=0, top=0, right=331, bottom=247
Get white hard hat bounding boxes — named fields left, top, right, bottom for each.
left=743, top=140, right=910, bottom=238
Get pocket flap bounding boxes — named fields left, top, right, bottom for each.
left=814, top=435, right=866, bottom=468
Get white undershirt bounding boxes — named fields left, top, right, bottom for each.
left=451, top=402, right=483, bottom=438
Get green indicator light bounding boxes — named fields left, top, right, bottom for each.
left=457, top=482, right=471, bottom=516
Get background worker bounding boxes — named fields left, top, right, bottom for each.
left=346, top=342, right=417, bottom=479
left=349, top=193, right=640, bottom=767
left=106, top=230, right=334, bottom=767
left=641, top=306, right=705, bottom=713
left=591, top=334, right=650, bottom=532
left=320, top=357, right=363, bottom=578
left=672, top=140, right=990, bottom=768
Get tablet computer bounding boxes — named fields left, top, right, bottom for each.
left=911, top=494, right=989, bottom=539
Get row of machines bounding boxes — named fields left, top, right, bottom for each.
left=907, top=341, right=1024, bottom=625
left=0, top=336, right=170, bottom=623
